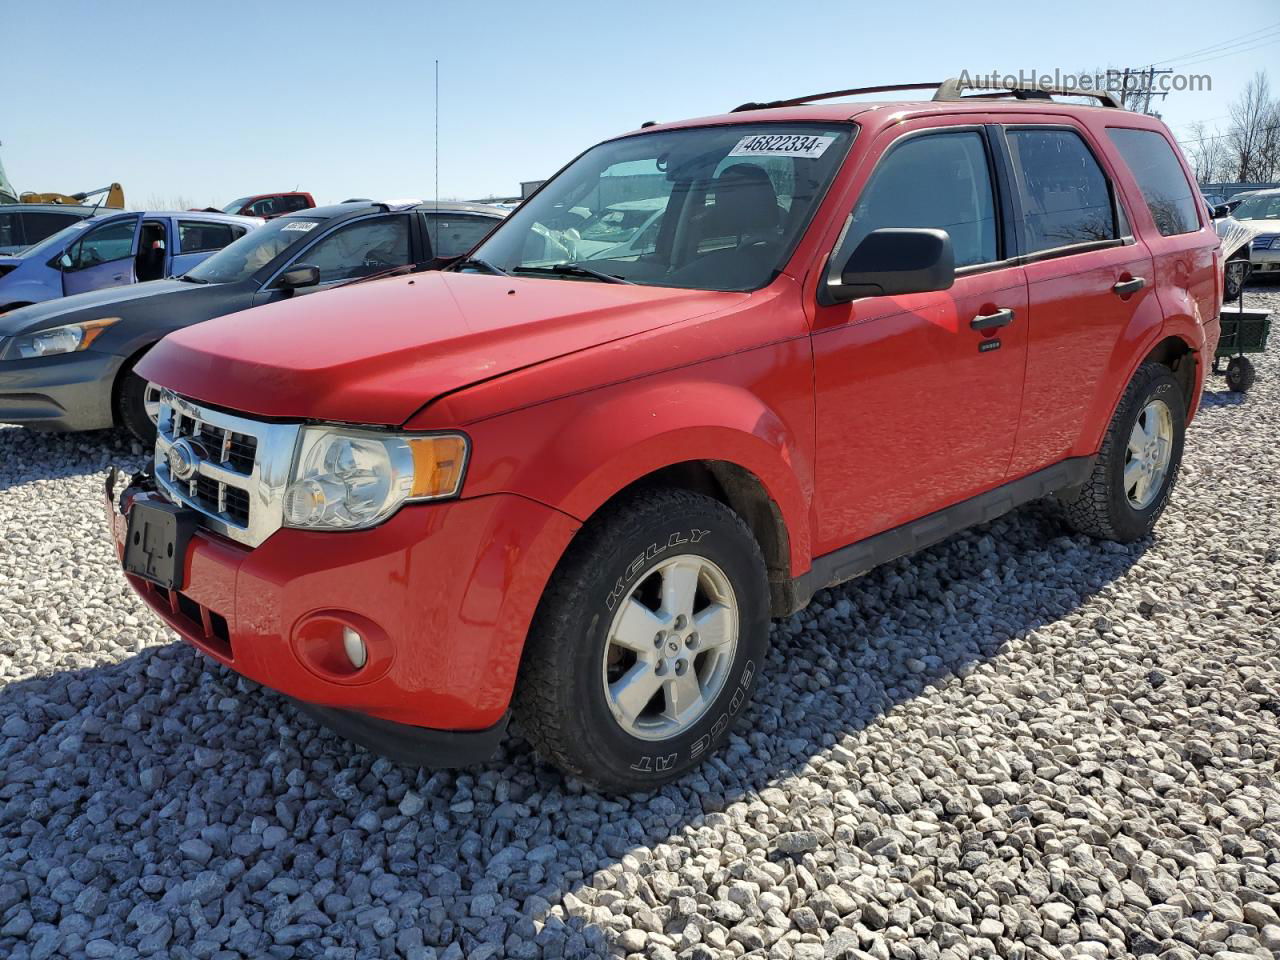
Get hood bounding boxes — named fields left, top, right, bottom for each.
left=0, top=279, right=198, bottom=336
left=139, top=272, right=745, bottom=425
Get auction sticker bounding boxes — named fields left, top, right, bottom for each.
left=727, top=133, right=835, bottom=159
left=281, top=221, right=318, bottom=232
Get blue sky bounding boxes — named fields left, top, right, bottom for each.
left=5, top=0, right=1277, bottom=207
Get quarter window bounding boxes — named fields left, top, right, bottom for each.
left=1006, top=129, right=1117, bottom=253
left=1106, top=128, right=1200, bottom=237
left=839, top=131, right=998, bottom=269
left=178, top=221, right=237, bottom=254
left=422, top=214, right=500, bottom=259
left=296, top=216, right=411, bottom=283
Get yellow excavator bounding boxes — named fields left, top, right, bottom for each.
left=19, top=182, right=125, bottom=208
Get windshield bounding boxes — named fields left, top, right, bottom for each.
left=1232, top=194, right=1280, bottom=221
left=469, top=123, right=854, bottom=291
left=221, top=197, right=252, bottom=214
left=15, top=220, right=94, bottom=258
left=184, top=217, right=324, bottom=283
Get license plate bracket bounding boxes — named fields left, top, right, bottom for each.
left=123, top=499, right=198, bottom=590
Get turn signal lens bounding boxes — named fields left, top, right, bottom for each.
left=407, top=435, right=468, bottom=499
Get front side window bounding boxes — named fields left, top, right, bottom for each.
left=423, top=214, right=500, bottom=259
left=69, top=218, right=136, bottom=268
left=836, top=131, right=998, bottom=271
left=1006, top=129, right=1117, bottom=253
left=178, top=221, right=236, bottom=254
left=295, top=215, right=411, bottom=283
left=1106, top=128, right=1200, bottom=237
left=469, top=123, right=854, bottom=291
left=185, top=217, right=325, bottom=284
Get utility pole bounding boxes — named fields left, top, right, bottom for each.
left=1119, top=66, right=1173, bottom=116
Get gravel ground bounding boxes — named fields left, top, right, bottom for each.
left=1, top=288, right=1278, bottom=960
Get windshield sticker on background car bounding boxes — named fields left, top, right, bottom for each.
left=281, top=221, right=318, bottom=232
left=727, top=133, right=836, bottom=159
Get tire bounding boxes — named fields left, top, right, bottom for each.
left=515, top=488, right=770, bottom=792
left=1224, top=259, right=1249, bottom=302
left=1058, top=362, right=1186, bottom=543
left=116, top=368, right=157, bottom=444
left=1226, top=356, right=1255, bottom=393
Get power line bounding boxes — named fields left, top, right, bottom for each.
left=1148, top=21, right=1280, bottom=66
left=1176, top=35, right=1280, bottom=69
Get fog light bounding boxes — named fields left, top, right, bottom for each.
left=342, top=627, right=367, bottom=669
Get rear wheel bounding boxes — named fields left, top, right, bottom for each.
left=515, top=488, right=769, bottom=792
left=1059, top=362, right=1185, bottom=543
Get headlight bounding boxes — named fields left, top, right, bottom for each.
left=0, top=317, right=119, bottom=360
left=282, top=427, right=468, bottom=531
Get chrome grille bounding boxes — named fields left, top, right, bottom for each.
left=153, top=391, right=300, bottom=548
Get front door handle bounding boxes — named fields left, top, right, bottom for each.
left=1113, top=277, right=1146, bottom=296
left=970, top=307, right=1014, bottom=331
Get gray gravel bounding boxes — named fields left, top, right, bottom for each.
left=1, top=288, right=1279, bottom=960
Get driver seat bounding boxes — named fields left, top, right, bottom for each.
left=696, top=164, right=781, bottom=249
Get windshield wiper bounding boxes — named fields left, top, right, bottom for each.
left=176, top=275, right=209, bottom=284
left=453, top=257, right=510, bottom=276
left=512, top=264, right=633, bottom=284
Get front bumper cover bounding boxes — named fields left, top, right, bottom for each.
left=107, top=467, right=581, bottom=765
left=0, top=348, right=122, bottom=431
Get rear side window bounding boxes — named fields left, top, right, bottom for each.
left=22, top=212, right=81, bottom=245
left=1106, top=128, right=1200, bottom=236
left=422, top=214, right=499, bottom=258
left=1006, top=129, right=1117, bottom=253
left=178, top=221, right=236, bottom=253
left=279, top=195, right=312, bottom=213
left=839, top=131, right=998, bottom=269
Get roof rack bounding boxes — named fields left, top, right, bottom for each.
left=730, top=77, right=1121, bottom=113
left=933, top=77, right=1121, bottom=109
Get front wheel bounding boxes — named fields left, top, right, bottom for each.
left=116, top=369, right=158, bottom=445
left=1058, top=362, right=1185, bottom=543
left=515, top=488, right=769, bottom=792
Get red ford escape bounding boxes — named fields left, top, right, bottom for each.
left=109, top=79, right=1221, bottom=791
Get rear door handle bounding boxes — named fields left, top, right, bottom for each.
left=1112, top=277, right=1146, bottom=296
left=970, top=307, right=1014, bottom=331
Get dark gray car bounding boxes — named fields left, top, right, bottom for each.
left=0, top=203, right=106, bottom=255
left=0, top=200, right=506, bottom=439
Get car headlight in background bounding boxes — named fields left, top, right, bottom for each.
left=0, top=317, right=120, bottom=360
left=282, top=427, right=468, bottom=530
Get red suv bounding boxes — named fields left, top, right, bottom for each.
left=110, top=80, right=1221, bottom=791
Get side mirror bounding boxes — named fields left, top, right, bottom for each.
left=827, top=228, right=955, bottom=303
left=58, top=253, right=74, bottom=270
left=275, top=264, right=320, bottom=290
left=1212, top=203, right=1231, bottom=220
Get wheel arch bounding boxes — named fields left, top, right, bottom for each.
left=110, top=340, right=158, bottom=424
left=460, top=375, right=815, bottom=600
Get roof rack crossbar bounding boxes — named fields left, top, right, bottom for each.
left=933, top=77, right=1121, bottom=109
left=731, top=77, right=1123, bottom=114
left=731, top=82, right=944, bottom=113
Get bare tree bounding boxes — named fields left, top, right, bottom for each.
left=1226, top=71, right=1280, bottom=182
left=1186, top=121, right=1230, bottom=183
